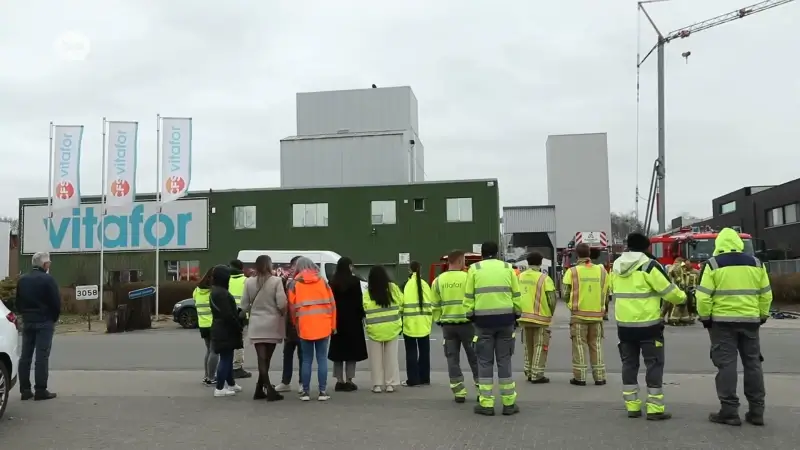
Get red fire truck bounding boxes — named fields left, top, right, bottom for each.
left=648, top=225, right=755, bottom=269
left=428, top=252, right=482, bottom=283
left=560, top=231, right=613, bottom=271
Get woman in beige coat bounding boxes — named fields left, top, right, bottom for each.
left=241, top=254, right=287, bottom=401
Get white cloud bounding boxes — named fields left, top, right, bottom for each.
left=0, top=0, right=797, bottom=221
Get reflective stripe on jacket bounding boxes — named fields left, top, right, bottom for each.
left=611, top=253, right=686, bottom=328
left=464, top=259, right=522, bottom=328
left=431, top=270, right=470, bottom=323
left=518, top=269, right=556, bottom=326
left=563, top=262, right=608, bottom=321
left=229, top=274, right=246, bottom=308
left=288, top=269, right=336, bottom=341
left=695, top=228, right=772, bottom=323
left=401, top=274, right=433, bottom=337
left=363, top=283, right=403, bottom=342
left=193, top=287, right=212, bottom=328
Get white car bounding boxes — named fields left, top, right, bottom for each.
left=0, top=300, right=20, bottom=420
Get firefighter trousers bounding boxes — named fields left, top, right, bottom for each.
left=619, top=338, right=666, bottom=414
left=570, top=321, right=606, bottom=382
left=475, top=325, right=516, bottom=408
left=521, top=324, right=550, bottom=380
left=442, top=323, right=478, bottom=398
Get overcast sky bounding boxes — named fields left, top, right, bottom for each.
left=1, top=0, right=798, bottom=222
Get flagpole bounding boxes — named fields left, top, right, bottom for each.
left=99, top=117, right=107, bottom=320
left=155, top=114, right=161, bottom=318
left=47, top=122, right=54, bottom=251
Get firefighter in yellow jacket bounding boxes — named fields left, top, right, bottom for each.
left=562, top=243, right=609, bottom=386
left=517, top=252, right=556, bottom=384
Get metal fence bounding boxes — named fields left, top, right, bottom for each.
left=766, top=259, right=800, bottom=275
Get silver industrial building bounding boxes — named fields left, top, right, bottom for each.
left=280, top=86, right=425, bottom=188
left=546, top=132, right=612, bottom=248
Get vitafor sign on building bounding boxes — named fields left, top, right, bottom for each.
left=21, top=198, right=209, bottom=254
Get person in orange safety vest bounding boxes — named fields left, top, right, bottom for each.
left=288, top=257, right=337, bottom=401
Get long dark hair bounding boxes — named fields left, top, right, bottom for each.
left=409, top=261, right=424, bottom=309
left=254, top=255, right=273, bottom=288
left=197, top=267, right=214, bottom=289
left=331, top=256, right=353, bottom=288
left=368, top=265, right=393, bottom=308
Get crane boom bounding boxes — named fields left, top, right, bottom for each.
left=665, top=0, right=795, bottom=42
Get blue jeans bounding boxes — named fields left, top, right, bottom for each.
left=18, top=321, right=55, bottom=393
left=215, top=349, right=235, bottom=390
left=282, top=339, right=303, bottom=384
left=300, top=337, right=330, bottom=393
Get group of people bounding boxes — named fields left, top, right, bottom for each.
left=192, top=227, right=773, bottom=425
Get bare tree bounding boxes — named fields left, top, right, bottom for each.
left=611, top=211, right=650, bottom=243
left=0, top=216, right=17, bottom=233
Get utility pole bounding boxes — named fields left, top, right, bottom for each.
left=637, top=0, right=795, bottom=234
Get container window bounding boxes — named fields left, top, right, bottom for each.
left=371, top=200, right=397, bottom=225
left=413, top=198, right=425, bottom=212
left=292, top=203, right=329, bottom=227
left=233, top=205, right=257, bottom=230
left=446, top=198, right=473, bottom=222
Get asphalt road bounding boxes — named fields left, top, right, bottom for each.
left=49, top=307, right=800, bottom=375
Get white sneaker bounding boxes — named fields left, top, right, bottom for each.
left=318, top=391, right=330, bottom=401
left=214, top=388, right=235, bottom=397
left=226, top=384, right=242, bottom=393
left=372, top=386, right=383, bottom=393
left=299, top=391, right=311, bottom=401
left=385, top=385, right=395, bottom=393
left=273, top=383, right=291, bottom=392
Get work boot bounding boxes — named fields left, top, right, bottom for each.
left=594, top=380, right=607, bottom=386
left=745, top=412, right=765, bottom=426
left=233, top=368, right=252, bottom=379
left=454, top=397, right=466, bottom=404
left=529, top=376, right=550, bottom=384
left=627, top=410, right=643, bottom=418
left=474, top=405, right=495, bottom=416
left=502, top=404, right=520, bottom=416
left=334, top=382, right=348, bottom=392
left=569, top=378, right=586, bottom=386
left=20, top=390, right=33, bottom=401
left=34, top=390, right=57, bottom=401
left=709, top=412, right=742, bottom=426
left=646, top=412, right=672, bottom=421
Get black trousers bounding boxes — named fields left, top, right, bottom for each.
left=709, top=324, right=765, bottom=416
left=403, top=335, right=431, bottom=385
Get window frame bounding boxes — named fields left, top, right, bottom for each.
left=766, top=207, right=784, bottom=227
left=370, top=200, right=397, bottom=225
left=651, top=242, right=664, bottom=258
left=783, top=203, right=798, bottom=224
left=446, top=197, right=473, bottom=223
left=719, top=201, right=736, bottom=215
left=233, top=205, right=257, bottom=230
left=413, top=198, right=425, bottom=212
left=291, top=203, right=329, bottom=228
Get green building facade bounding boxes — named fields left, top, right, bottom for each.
left=18, top=179, right=500, bottom=285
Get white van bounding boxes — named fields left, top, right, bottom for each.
left=236, top=250, right=367, bottom=291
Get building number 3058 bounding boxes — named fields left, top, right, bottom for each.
left=75, top=285, right=99, bottom=301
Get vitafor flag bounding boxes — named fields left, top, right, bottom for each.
left=52, top=125, right=84, bottom=210
left=160, top=117, right=192, bottom=203
left=105, top=121, right=139, bottom=208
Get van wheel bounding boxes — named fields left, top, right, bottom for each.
left=0, top=359, right=10, bottom=420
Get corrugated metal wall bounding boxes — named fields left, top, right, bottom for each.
left=280, top=133, right=409, bottom=188
left=546, top=133, right=612, bottom=248
left=502, top=206, right=556, bottom=233
left=296, top=86, right=419, bottom=136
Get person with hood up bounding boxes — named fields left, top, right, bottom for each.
left=288, top=257, right=337, bottom=401
left=210, top=265, right=245, bottom=397
left=275, top=255, right=304, bottom=394
left=194, top=267, right=219, bottom=387
left=611, top=232, right=686, bottom=421
left=695, top=228, right=772, bottom=427
left=228, top=259, right=252, bottom=379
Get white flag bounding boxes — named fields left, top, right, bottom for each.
left=51, top=125, right=84, bottom=210
left=160, top=117, right=192, bottom=203
left=105, top=121, right=139, bottom=208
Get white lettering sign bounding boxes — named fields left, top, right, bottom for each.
left=75, top=285, right=99, bottom=300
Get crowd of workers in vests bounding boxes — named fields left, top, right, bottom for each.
left=192, top=227, right=772, bottom=425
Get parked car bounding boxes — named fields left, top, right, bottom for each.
left=0, top=300, right=20, bottom=420
left=172, top=298, right=197, bottom=329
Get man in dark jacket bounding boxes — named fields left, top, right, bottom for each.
left=275, top=256, right=304, bottom=393
left=16, top=252, right=60, bottom=401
